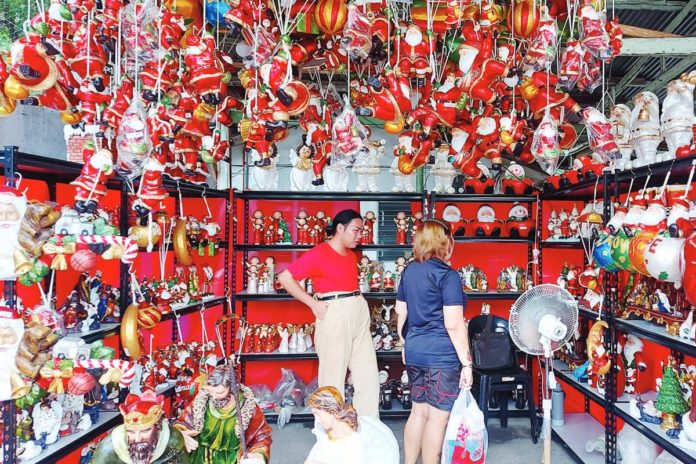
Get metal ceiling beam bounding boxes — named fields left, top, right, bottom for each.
left=620, top=37, right=696, bottom=55
left=613, top=0, right=696, bottom=95
left=614, top=0, right=690, bottom=11
left=641, top=55, right=696, bottom=95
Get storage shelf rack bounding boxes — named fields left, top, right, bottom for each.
left=0, top=146, right=231, bottom=464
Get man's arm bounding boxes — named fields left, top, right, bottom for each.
left=278, top=270, right=328, bottom=320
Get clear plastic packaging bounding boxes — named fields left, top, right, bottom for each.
left=583, top=107, right=621, bottom=162
left=531, top=113, right=561, bottom=175
left=523, top=14, right=558, bottom=72
left=331, top=97, right=370, bottom=166
left=121, top=0, right=160, bottom=75
left=340, top=6, right=372, bottom=60
left=558, top=40, right=583, bottom=91
left=271, top=368, right=308, bottom=428
left=116, top=97, right=152, bottom=181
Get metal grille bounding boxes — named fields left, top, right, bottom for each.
left=0, top=0, right=49, bottom=43
left=378, top=201, right=412, bottom=262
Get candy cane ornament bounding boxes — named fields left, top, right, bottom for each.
left=75, top=359, right=136, bottom=387
left=76, top=235, right=139, bottom=264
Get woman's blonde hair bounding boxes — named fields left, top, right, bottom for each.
left=413, top=219, right=453, bottom=263
left=307, top=386, right=358, bottom=431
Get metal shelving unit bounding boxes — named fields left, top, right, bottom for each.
left=0, top=147, right=231, bottom=464
left=551, top=413, right=606, bottom=464
left=239, top=348, right=403, bottom=361
left=538, top=156, right=696, bottom=463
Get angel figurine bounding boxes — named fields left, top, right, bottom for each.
left=289, top=144, right=316, bottom=191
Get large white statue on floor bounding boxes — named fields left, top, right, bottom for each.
left=249, top=148, right=279, bottom=190
left=289, top=147, right=315, bottom=191
left=610, top=104, right=633, bottom=170
left=661, top=73, right=695, bottom=159
left=431, top=145, right=456, bottom=193
left=630, top=91, right=661, bottom=167
left=353, top=140, right=385, bottom=192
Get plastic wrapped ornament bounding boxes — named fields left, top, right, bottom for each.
left=558, top=40, right=583, bottom=91
left=580, top=5, right=611, bottom=61
left=116, top=97, right=152, bottom=180
left=332, top=97, right=370, bottom=166
left=531, top=113, right=561, bottom=174
left=340, top=4, right=372, bottom=60
left=522, top=11, right=557, bottom=72
left=583, top=107, right=620, bottom=162
left=121, top=0, right=161, bottom=75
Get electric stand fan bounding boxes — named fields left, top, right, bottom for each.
left=509, top=284, right=579, bottom=464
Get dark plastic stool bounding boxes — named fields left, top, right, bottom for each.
left=468, top=315, right=538, bottom=444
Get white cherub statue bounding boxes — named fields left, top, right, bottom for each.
left=279, top=326, right=290, bottom=353
left=289, top=146, right=316, bottom=191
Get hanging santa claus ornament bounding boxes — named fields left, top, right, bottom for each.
left=70, top=140, right=114, bottom=214
left=507, top=0, right=541, bottom=38
left=583, top=107, right=621, bottom=162
left=558, top=40, right=583, bottom=91
left=314, top=0, right=348, bottom=35
left=116, top=97, right=152, bottom=181
left=340, top=4, right=372, bottom=60
left=531, top=112, right=561, bottom=175
left=522, top=9, right=557, bottom=72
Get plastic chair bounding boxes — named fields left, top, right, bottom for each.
left=468, top=315, right=538, bottom=443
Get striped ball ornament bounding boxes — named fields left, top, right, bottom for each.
left=507, top=0, right=541, bottom=38
left=314, top=0, right=348, bottom=35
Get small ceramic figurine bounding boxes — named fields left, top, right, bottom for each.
left=296, top=327, right=307, bottom=353
left=394, top=257, right=408, bottom=289
left=587, top=320, right=611, bottom=394
left=394, top=212, right=409, bottom=245
left=472, top=205, right=502, bottom=237
left=383, top=271, right=395, bottom=292
left=249, top=148, right=279, bottom=190
left=411, top=211, right=424, bottom=243
left=278, top=326, right=289, bottom=353
left=359, top=270, right=369, bottom=293
left=296, top=210, right=311, bottom=245
left=431, top=145, right=457, bottom=194
left=369, top=271, right=382, bottom=292
left=361, top=211, right=376, bottom=245
left=314, top=210, right=330, bottom=242
left=630, top=91, right=661, bottom=167
left=251, top=210, right=266, bottom=245
left=288, top=325, right=298, bottom=353
left=289, top=145, right=316, bottom=191
left=246, top=256, right=262, bottom=293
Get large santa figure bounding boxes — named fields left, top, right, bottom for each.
left=0, top=187, right=28, bottom=281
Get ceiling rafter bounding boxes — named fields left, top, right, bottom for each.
left=613, top=0, right=696, bottom=95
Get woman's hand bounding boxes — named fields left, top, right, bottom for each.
left=460, top=365, right=473, bottom=390
left=310, top=300, right=329, bottom=321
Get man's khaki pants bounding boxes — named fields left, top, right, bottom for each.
left=314, top=294, right=379, bottom=417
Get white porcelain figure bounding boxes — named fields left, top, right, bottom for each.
left=289, top=148, right=316, bottom=191
left=661, top=75, right=695, bottom=159
left=432, top=145, right=457, bottom=194
left=249, top=149, right=279, bottom=190
left=609, top=104, right=633, bottom=170
left=630, top=91, right=662, bottom=167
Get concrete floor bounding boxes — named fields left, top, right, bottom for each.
left=269, top=417, right=578, bottom=463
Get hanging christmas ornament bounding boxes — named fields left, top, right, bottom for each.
left=531, top=113, right=561, bottom=175
left=507, top=0, right=541, bottom=38
left=116, top=97, right=152, bottom=181
left=314, top=0, right=348, bottom=35
left=583, top=107, right=621, bottom=162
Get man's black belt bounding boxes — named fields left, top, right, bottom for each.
left=315, top=290, right=361, bottom=301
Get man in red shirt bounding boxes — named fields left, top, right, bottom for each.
left=278, top=209, right=379, bottom=417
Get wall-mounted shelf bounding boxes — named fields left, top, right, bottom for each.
left=235, top=244, right=414, bottom=251
left=233, top=291, right=522, bottom=301
left=235, top=191, right=425, bottom=202
left=431, top=194, right=537, bottom=203
left=614, top=318, right=696, bottom=359
left=551, top=413, right=606, bottom=464
left=239, top=349, right=402, bottom=361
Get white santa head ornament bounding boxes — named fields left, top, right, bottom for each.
left=404, top=25, right=423, bottom=46
left=442, top=204, right=462, bottom=224
left=477, top=205, right=496, bottom=223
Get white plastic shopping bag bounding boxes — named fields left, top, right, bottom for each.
left=441, top=390, right=488, bottom=464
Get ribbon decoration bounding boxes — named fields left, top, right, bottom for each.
left=39, top=366, right=73, bottom=394
left=41, top=242, right=77, bottom=271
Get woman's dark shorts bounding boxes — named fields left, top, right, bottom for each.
left=407, top=365, right=460, bottom=412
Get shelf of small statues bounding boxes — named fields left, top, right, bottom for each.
left=234, top=190, right=425, bottom=202
left=431, top=194, right=537, bottom=203
left=138, top=241, right=229, bottom=253
left=22, top=411, right=123, bottom=464
left=614, top=401, right=696, bottom=463
left=235, top=243, right=415, bottom=251
left=233, top=290, right=523, bottom=301
left=550, top=413, right=606, bottom=464
left=79, top=322, right=121, bottom=344
left=614, top=318, right=696, bottom=359
left=546, top=358, right=632, bottom=408
left=1, top=150, right=229, bottom=198
left=262, top=401, right=412, bottom=423
left=159, top=296, right=227, bottom=320
left=239, top=348, right=403, bottom=361
left=453, top=236, right=534, bottom=243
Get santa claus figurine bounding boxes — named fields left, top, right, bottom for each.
left=70, top=140, right=114, bottom=213
left=622, top=334, right=648, bottom=395
left=405, top=72, right=462, bottom=140
left=306, top=120, right=333, bottom=186
left=558, top=40, right=583, bottom=91
left=587, top=320, right=611, bottom=394
left=362, top=211, right=376, bottom=245
left=0, top=187, right=27, bottom=281
left=354, top=67, right=412, bottom=134
left=184, top=32, right=225, bottom=105
left=391, top=24, right=434, bottom=86
left=133, top=149, right=168, bottom=216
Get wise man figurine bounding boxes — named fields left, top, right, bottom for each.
left=91, top=391, right=190, bottom=463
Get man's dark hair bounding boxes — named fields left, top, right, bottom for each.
left=325, top=209, right=362, bottom=236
